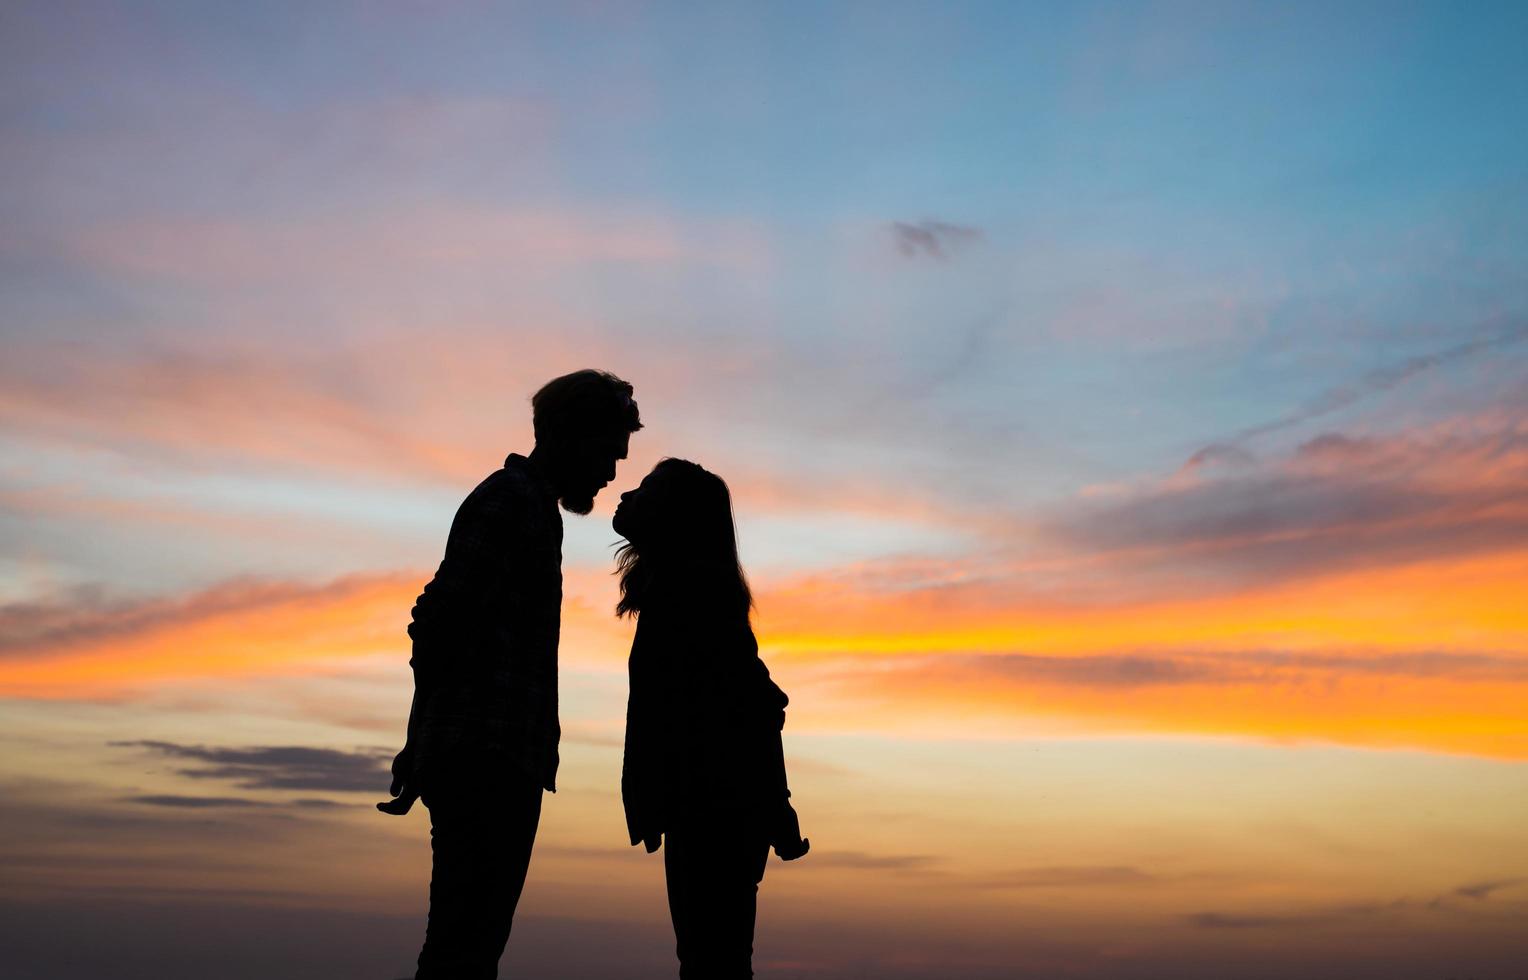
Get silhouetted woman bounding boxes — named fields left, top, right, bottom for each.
left=614, top=458, right=809, bottom=979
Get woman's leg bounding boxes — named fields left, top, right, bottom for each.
left=664, top=821, right=770, bottom=979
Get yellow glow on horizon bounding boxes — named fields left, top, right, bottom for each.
left=761, top=551, right=1528, bottom=657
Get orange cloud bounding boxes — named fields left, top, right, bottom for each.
left=0, top=574, right=417, bottom=698
left=4, top=546, right=1526, bottom=759
left=749, top=547, right=1528, bottom=757
left=757, top=550, right=1528, bottom=658
left=804, top=647, right=1528, bottom=758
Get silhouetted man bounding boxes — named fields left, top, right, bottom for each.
left=379, top=369, right=641, bottom=979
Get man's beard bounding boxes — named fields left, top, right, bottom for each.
left=560, top=492, right=596, bottom=516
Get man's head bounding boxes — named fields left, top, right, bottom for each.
left=531, top=369, right=642, bottom=514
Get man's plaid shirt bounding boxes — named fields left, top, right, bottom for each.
left=408, top=453, right=563, bottom=792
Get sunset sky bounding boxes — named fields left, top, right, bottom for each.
left=3, top=2, right=1527, bottom=977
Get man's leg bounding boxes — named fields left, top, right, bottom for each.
left=416, top=769, right=544, bottom=980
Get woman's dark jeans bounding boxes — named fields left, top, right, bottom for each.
left=664, top=817, right=771, bottom=979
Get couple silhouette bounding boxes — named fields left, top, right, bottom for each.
left=378, top=370, right=810, bottom=979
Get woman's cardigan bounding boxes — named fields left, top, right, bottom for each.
left=621, top=581, right=790, bottom=850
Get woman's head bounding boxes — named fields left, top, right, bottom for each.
left=613, top=458, right=752, bottom=618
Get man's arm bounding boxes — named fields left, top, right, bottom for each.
left=378, top=481, right=518, bottom=815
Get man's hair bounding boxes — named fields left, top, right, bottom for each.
left=531, top=369, right=642, bottom=444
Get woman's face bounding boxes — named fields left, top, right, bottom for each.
left=612, top=468, right=667, bottom=543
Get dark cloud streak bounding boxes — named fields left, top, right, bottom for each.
left=1060, top=420, right=1528, bottom=588
left=1187, top=899, right=1408, bottom=931
left=890, top=220, right=984, bottom=260
left=803, top=850, right=942, bottom=871
left=122, top=794, right=273, bottom=808
left=971, top=865, right=1158, bottom=888
left=112, top=740, right=392, bottom=793
left=841, top=647, right=1528, bottom=694
left=1455, top=878, right=1527, bottom=901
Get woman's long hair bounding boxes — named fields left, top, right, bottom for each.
left=615, top=458, right=753, bottom=619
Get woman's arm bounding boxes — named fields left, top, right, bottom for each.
left=767, top=728, right=810, bottom=860
left=744, top=646, right=810, bottom=859
left=623, top=612, right=671, bottom=850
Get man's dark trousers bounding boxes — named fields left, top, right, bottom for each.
left=415, top=763, right=543, bottom=980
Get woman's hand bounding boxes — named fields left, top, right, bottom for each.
left=772, top=800, right=810, bottom=861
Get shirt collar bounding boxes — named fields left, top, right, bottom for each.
left=505, top=452, right=558, bottom=504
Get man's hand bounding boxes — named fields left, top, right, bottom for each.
left=376, top=745, right=419, bottom=816
left=771, top=800, right=809, bottom=861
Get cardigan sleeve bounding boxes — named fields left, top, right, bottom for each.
left=681, top=616, right=792, bottom=807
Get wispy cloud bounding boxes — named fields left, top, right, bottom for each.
left=119, top=793, right=352, bottom=810
left=839, top=646, right=1528, bottom=696
left=1185, top=899, right=1408, bottom=930
left=1218, top=324, right=1528, bottom=447
left=113, top=741, right=392, bottom=793
left=1453, top=878, right=1528, bottom=901
left=971, top=865, right=1158, bottom=888
left=1061, top=413, right=1528, bottom=589
left=1179, top=442, right=1256, bottom=473
left=803, top=850, right=942, bottom=872
left=1187, top=911, right=1317, bottom=929
left=889, top=220, right=984, bottom=260
left=122, top=794, right=273, bottom=808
